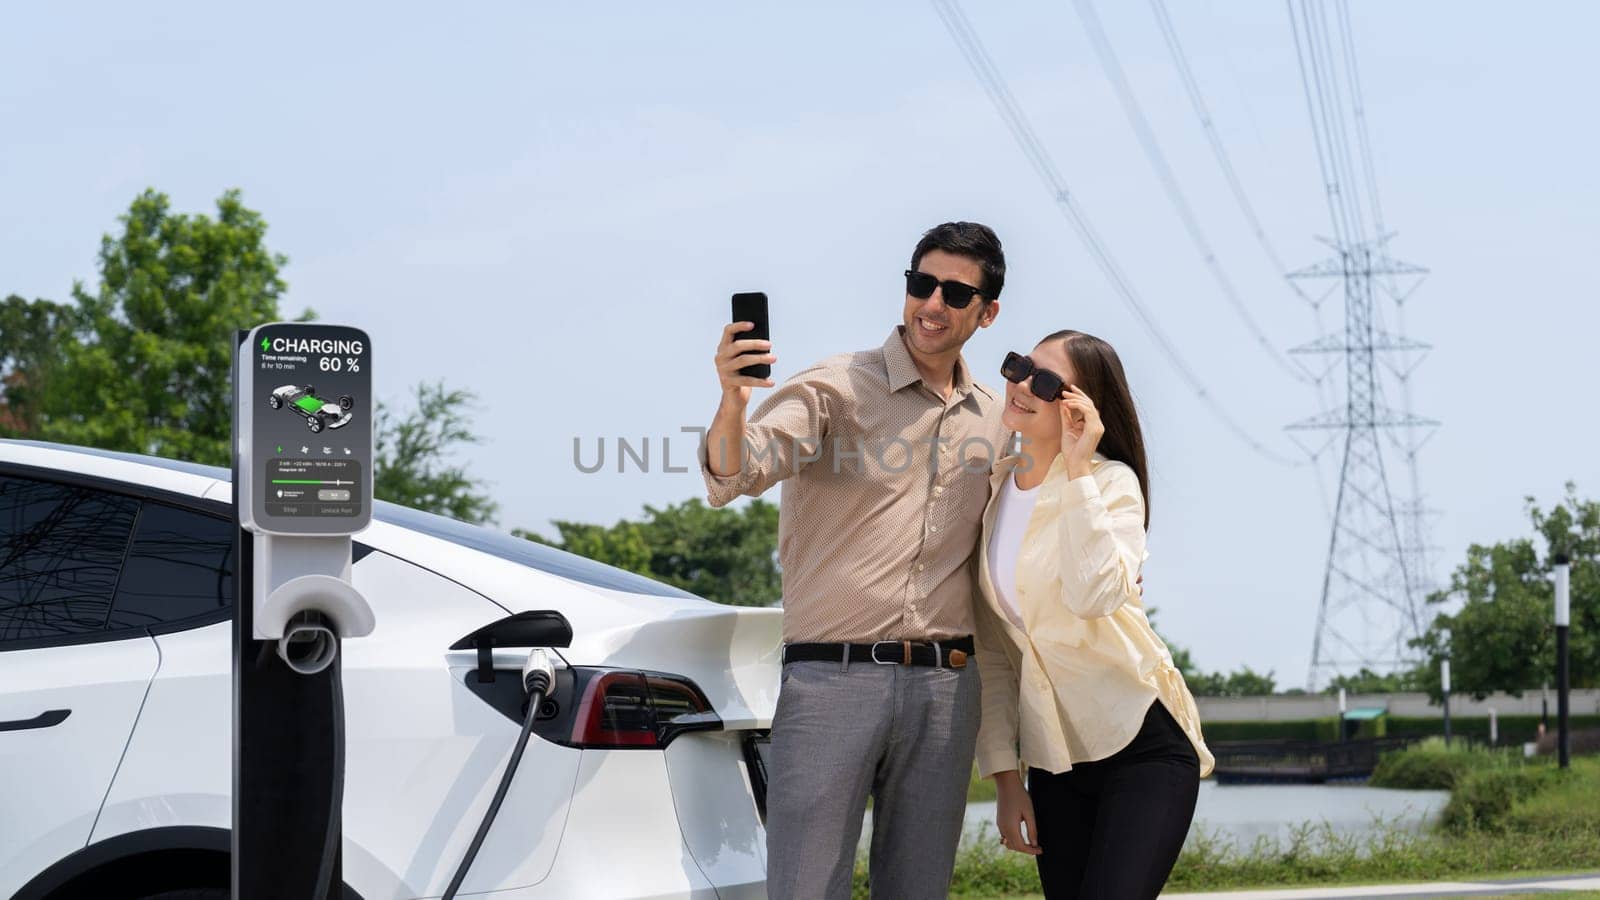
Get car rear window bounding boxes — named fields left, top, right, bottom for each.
left=108, top=503, right=235, bottom=629
left=0, top=476, right=141, bottom=642
left=3, top=442, right=701, bottom=601
left=373, top=501, right=698, bottom=599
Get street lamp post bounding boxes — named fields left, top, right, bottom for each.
left=1554, top=553, right=1571, bottom=769
left=1441, top=659, right=1452, bottom=747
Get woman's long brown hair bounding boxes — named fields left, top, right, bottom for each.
left=1043, top=329, right=1151, bottom=529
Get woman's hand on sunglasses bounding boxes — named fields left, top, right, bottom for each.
left=1058, top=385, right=1104, bottom=480
left=715, top=321, right=776, bottom=403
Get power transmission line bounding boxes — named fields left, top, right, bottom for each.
left=1334, top=0, right=1387, bottom=240
left=1289, top=0, right=1356, bottom=248
left=1309, top=0, right=1371, bottom=246
left=1147, top=0, right=1316, bottom=307
left=1071, top=0, right=1311, bottom=384
left=930, top=0, right=1303, bottom=467
left=1145, top=0, right=1349, bottom=521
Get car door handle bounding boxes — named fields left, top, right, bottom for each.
left=0, top=709, right=71, bottom=732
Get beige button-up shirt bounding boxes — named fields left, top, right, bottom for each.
left=701, top=326, right=1008, bottom=644
left=974, top=452, right=1215, bottom=778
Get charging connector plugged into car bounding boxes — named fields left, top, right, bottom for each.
left=442, top=647, right=556, bottom=900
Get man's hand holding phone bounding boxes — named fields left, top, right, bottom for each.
left=707, top=315, right=774, bottom=479
left=708, top=293, right=775, bottom=479
left=715, top=321, right=776, bottom=406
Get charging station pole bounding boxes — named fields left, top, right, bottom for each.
left=234, top=324, right=374, bottom=899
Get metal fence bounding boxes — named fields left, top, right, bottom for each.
left=1209, top=735, right=1460, bottom=784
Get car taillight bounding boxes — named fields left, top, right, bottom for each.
left=570, top=671, right=657, bottom=748
left=567, top=668, right=722, bottom=750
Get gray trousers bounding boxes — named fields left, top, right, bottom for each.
left=764, top=655, right=981, bottom=900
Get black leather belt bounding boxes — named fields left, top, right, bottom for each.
left=782, top=635, right=974, bottom=669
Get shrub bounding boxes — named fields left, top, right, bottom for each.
left=1369, top=737, right=1513, bottom=790
left=1441, top=766, right=1559, bottom=833
left=1503, top=757, right=1600, bottom=835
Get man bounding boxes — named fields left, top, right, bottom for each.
left=701, top=222, right=1009, bottom=898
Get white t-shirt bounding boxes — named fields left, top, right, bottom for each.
left=986, top=471, right=1041, bottom=629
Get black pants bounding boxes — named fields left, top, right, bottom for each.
left=1027, top=701, right=1200, bottom=899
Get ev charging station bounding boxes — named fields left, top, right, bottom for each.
left=233, top=323, right=375, bottom=900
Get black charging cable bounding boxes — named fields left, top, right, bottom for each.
left=313, top=639, right=344, bottom=900
left=441, top=650, right=554, bottom=900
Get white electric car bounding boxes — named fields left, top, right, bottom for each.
left=0, top=439, right=779, bottom=899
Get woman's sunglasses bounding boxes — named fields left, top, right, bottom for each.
left=1001, top=351, right=1069, bottom=401
left=904, top=269, right=985, bottom=309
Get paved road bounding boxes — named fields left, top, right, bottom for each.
left=1161, top=873, right=1600, bottom=899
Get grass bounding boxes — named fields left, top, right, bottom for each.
left=1503, top=758, right=1600, bottom=835
left=849, top=824, right=1600, bottom=896
left=921, top=888, right=1600, bottom=899
left=848, top=752, right=1600, bottom=898
left=1163, top=822, right=1600, bottom=892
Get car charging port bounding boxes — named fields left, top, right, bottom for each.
left=441, top=648, right=556, bottom=900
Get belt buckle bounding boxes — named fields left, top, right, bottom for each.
left=869, top=640, right=903, bottom=665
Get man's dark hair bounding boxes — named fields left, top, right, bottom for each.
left=910, top=221, right=1006, bottom=301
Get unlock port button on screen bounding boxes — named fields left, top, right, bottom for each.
left=266, top=458, right=364, bottom=518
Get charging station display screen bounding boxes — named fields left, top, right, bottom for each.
left=241, top=323, right=373, bottom=535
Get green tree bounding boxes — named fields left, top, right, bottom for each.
left=1144, top=607, right=1277, bottom=696
left=32, top=189, right=302, bottom=464
left=1323, top=667, right=1424, bottom=695
left=641, top=498, right=780, bottom=605
left=521, top=498, right=781, bottom=607
left=373, top=381, right=498, bottom=524
left=513, top=519, right=651, bottom=575
left=5, top=188, right=499, bottom=523
left=1187, top=665, right=1278, bottom=698
left=0, top=294, right=72, bottom=436
left=1410, top=484, right=1598, bottom=701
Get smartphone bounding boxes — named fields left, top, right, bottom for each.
left=731, top=292, right=771, bottom=378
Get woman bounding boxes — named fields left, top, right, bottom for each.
left=974, top=329, right=1214, bottom=899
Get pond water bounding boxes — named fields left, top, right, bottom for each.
left=858, top=782, right=1450, bottom=852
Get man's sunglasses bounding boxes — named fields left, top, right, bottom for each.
left=1001, top=351, right=1069, bottom=401
left=904, top=269, right=985, bottom=309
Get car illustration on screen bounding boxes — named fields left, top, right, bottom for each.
left=268, top=384, right=354, bottom=433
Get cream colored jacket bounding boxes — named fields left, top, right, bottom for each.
left=973, top=452, right=1214, bottom=778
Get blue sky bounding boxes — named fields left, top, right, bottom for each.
left=4, top=2, right=1594, bottom=685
